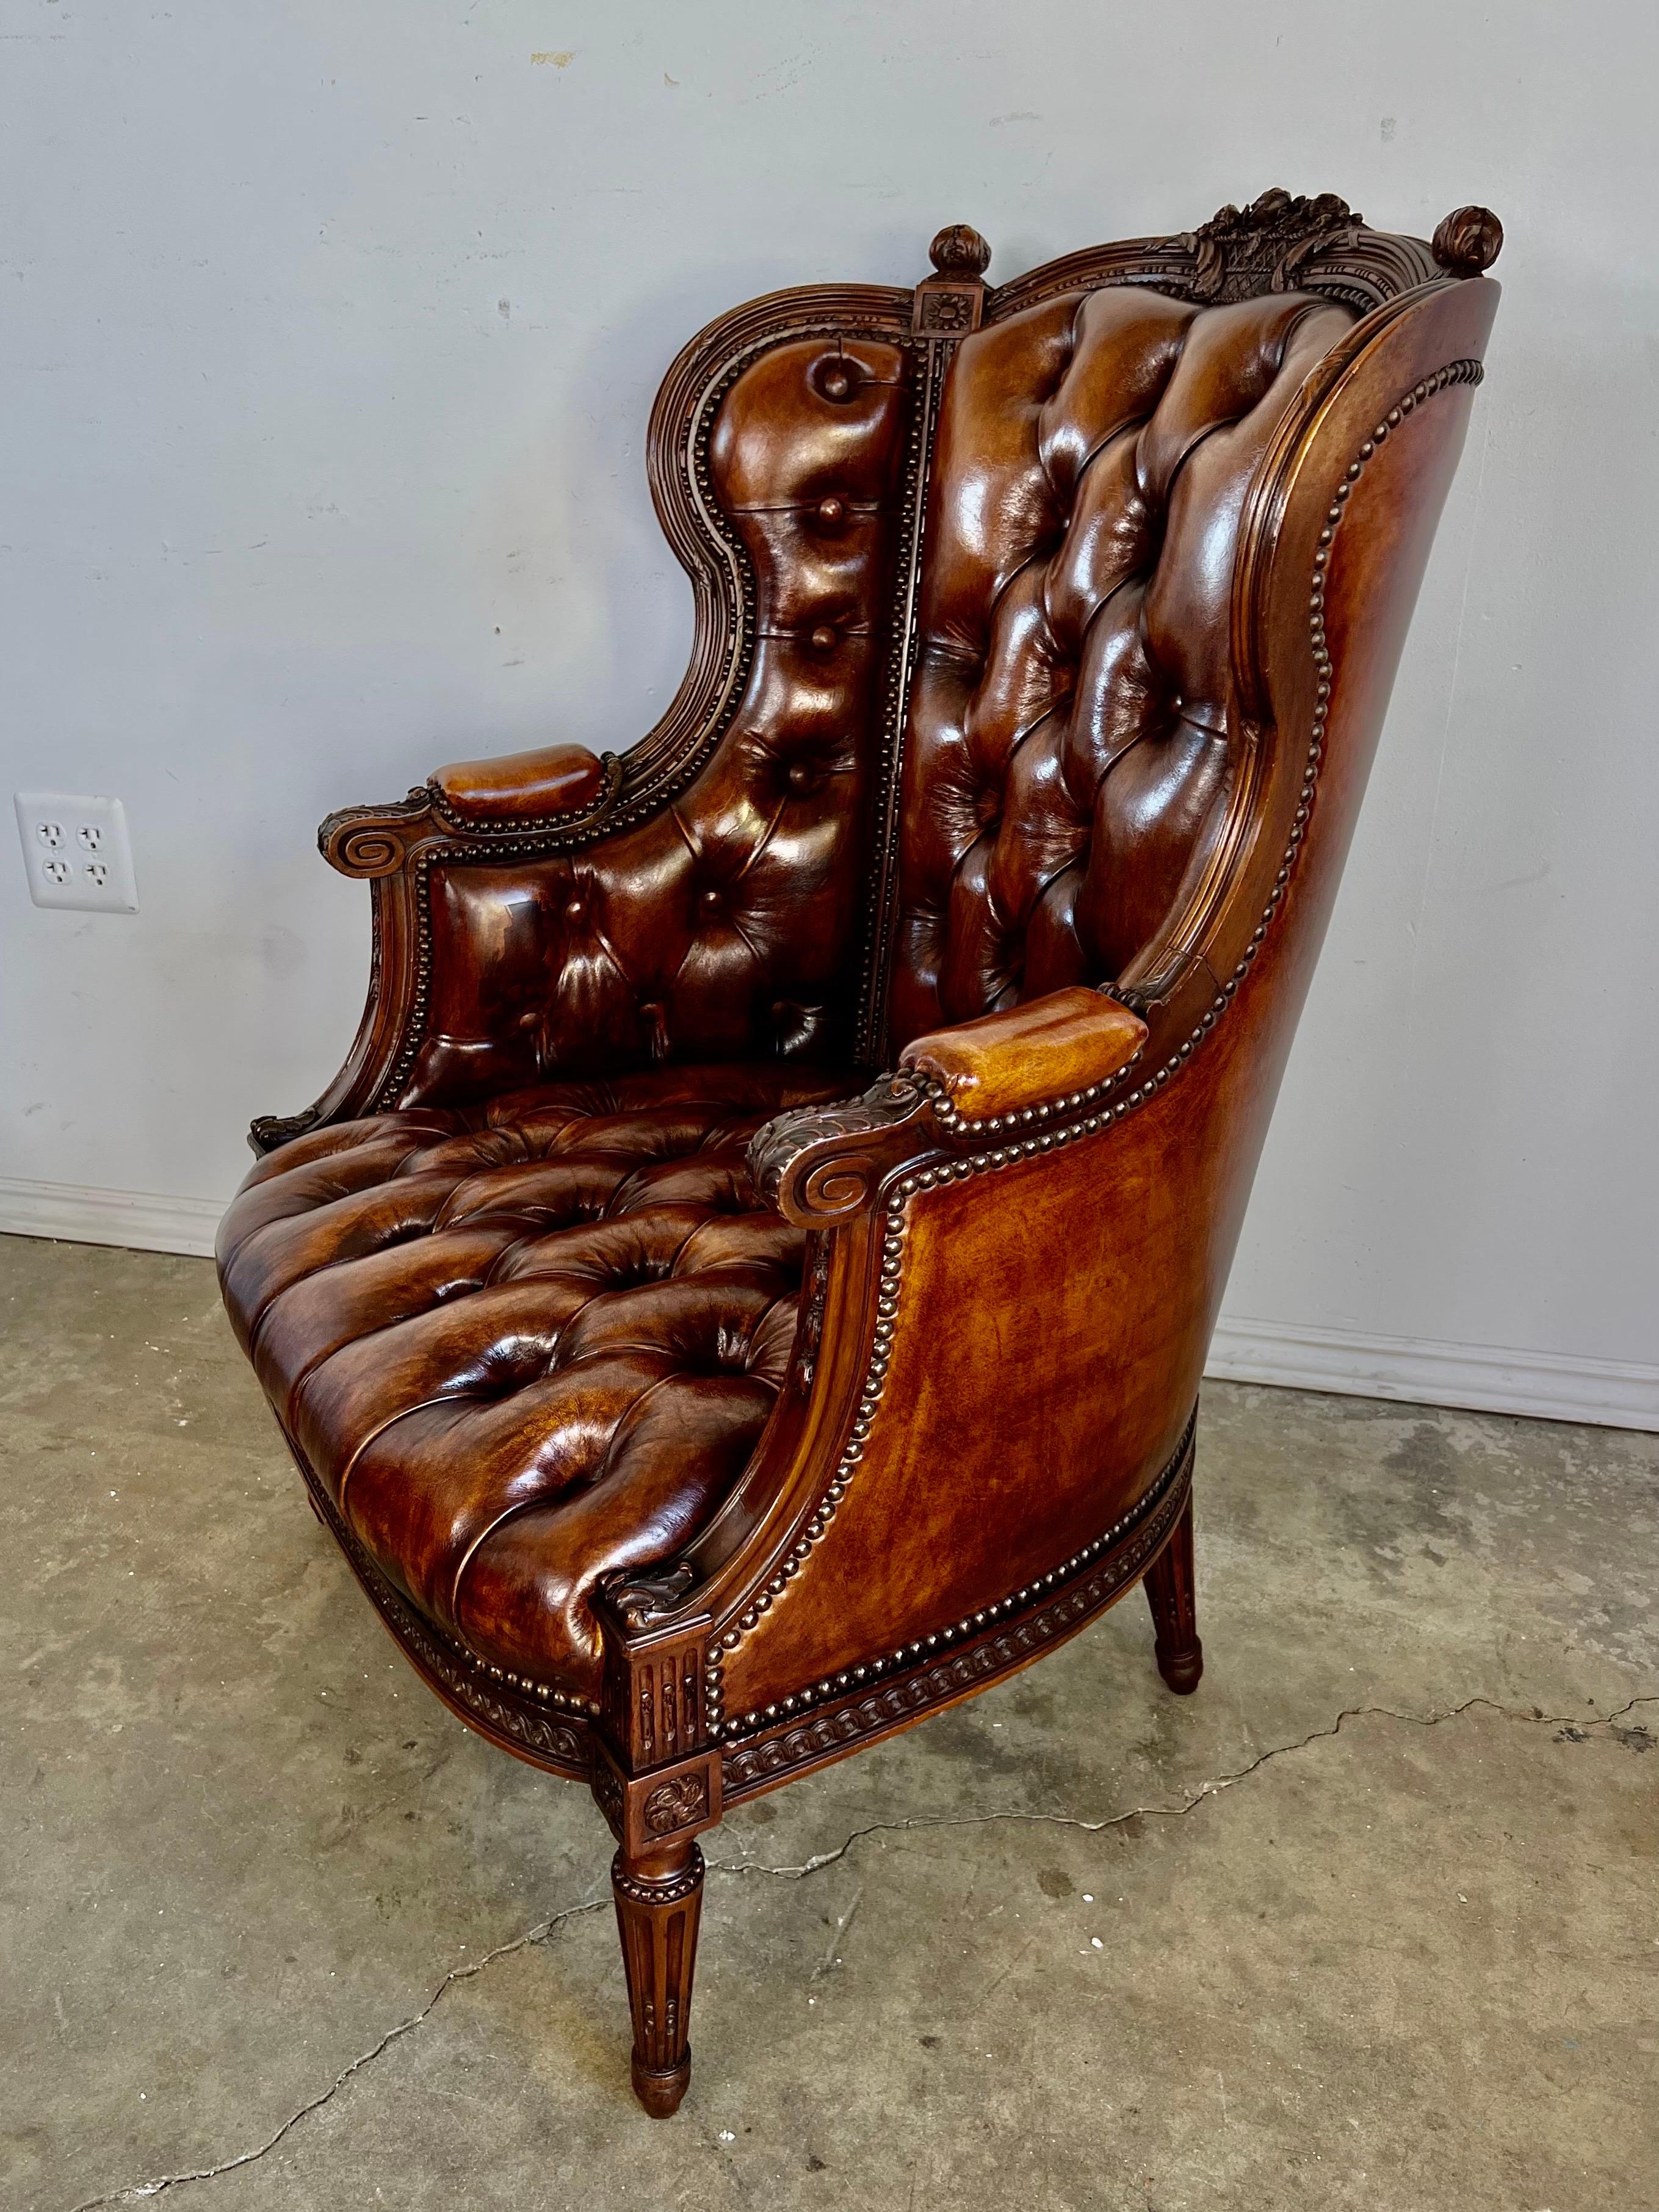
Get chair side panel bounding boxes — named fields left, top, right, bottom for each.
left=715, top=279, right=1497, bottom=1717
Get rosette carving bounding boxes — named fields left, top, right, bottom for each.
left=746, top=1072, right=937, bottom=1224
left=642, top=1771, right=710, bottom=1836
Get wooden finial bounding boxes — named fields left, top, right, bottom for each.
left=914, top=225, right=991, bottom=336
left=1433, top=205, right=1503, bottom=276
left=928, top=224, right=992, bottom=280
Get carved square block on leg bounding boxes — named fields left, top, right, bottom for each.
left=592, top=1739, right=723, bottom=1857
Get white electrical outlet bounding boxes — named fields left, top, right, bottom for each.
left=15, top=793, right=139, bottom=913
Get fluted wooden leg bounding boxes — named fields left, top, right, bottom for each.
left=1144, top=1491, right=1203, bottom=1694
left=612, top=1837, right=703, bottom=2117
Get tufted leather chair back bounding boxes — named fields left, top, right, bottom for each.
left=884, top=286, right=1353, bottom=1052
left=309, top=205, right=1497, bottom=1130
left=410, top=281, right=1365, bottom=1098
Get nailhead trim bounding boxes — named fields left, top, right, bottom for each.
left=713, top=1404, right=1195, bottom=1738
left=922, top=1036, right=1147, bottom=1137
left=854, top=331, right=948, bottom=1063
left=704, top=358, right=1483, bottom=1733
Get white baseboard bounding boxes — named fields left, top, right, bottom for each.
left=2, top=1178, right=1654, bottom=1433
left=0, top=1176, right=222, bottom=1258
left=1208, top=1313, right=1659, bottom=1433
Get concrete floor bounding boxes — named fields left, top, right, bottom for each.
left=2, top=1235, right=1654, bottom=2211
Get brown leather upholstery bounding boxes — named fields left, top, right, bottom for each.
left=219, top=1065, right=853, bottom=1696
left=900, top=985, right=1147, bottom=1121
left=432, top=742, right=607, bottom=822
left=224, top=199, right=1501, bottom=2117
left=887, top=288, right=1351, bottom=1050
left=403, top=338, right=912, bottom=1108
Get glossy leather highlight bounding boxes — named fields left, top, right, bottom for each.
left=432, top=743, right=608, bottom=822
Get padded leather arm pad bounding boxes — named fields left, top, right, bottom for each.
left=430, top=742, right=608, bottom=822
left=900, top=987, right=1148, bottom=1123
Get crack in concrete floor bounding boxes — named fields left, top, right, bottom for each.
left=65, top=1689, right=1655, bottom=2210
left=704, top=1691, right=1655, bottom=1878
left=64, top=1895, right=610, bottom=2211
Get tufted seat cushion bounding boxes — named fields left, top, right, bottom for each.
left=217, top=1065, right=856, bottom=1699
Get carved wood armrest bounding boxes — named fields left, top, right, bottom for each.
left=317, top=749, right=623, bottom=877
left=747, top=990, right=1148, bottom=1225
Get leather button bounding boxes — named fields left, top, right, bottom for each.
left=564, top=898, right=585, bottom=923
left=809, top=624, right=837, bottom=654
left=820, top=366, right=852, bottom=401
left=815, top=495, right=847, bottom=527
left=786, top=761, right=815, bottom=792
left=700, top=886, right=723, bottom=910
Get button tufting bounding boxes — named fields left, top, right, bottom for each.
left=885, top=282, right=1360, bottom=1044
left=218, top=1064, right=861, bottom=1701
left=815, top=494, right=847, bottom=527
left=808, top=624, right=838, bottom=653
left=820, top=366, right=853, bottom=402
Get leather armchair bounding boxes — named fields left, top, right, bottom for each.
left=218, top=192, right=1502, bottom=2115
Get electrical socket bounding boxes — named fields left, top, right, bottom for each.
left=15, top=792, right=140, bottom=913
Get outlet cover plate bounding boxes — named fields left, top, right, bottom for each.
left=15, top=792, right=139, bottom=913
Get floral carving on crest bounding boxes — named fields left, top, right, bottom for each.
left=1171, top=188, right=1362, bottom=304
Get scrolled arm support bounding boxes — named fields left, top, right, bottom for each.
left=319, top=746, right=623, bottom=882
left=318, top=787, right=436, bottom=880
left=747, top=1072, right=939, bottom=1226
left=748, top=989, right=1150, bottom=1226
